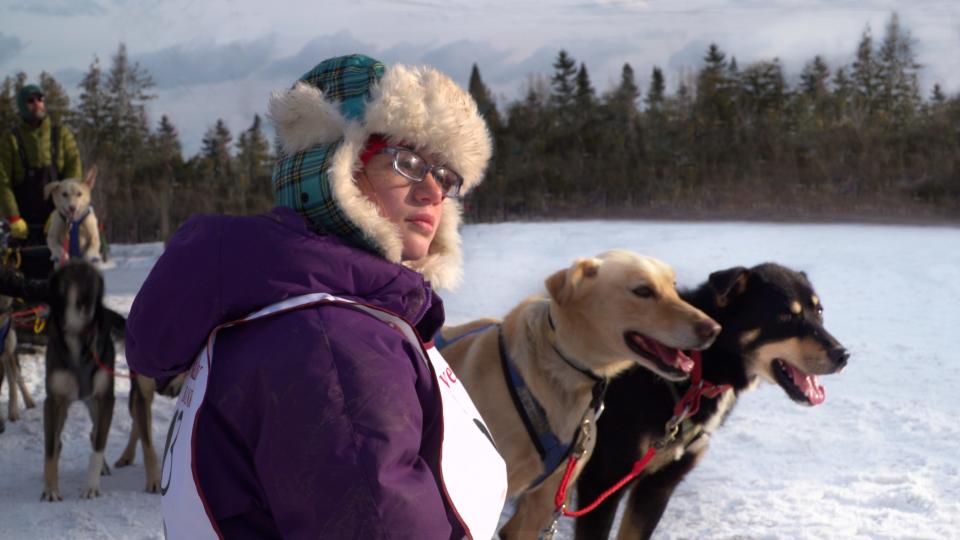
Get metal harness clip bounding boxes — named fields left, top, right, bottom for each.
left=538, top=507, right=564, bottom=540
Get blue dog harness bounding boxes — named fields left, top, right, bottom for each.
left=435, top=319, right=607, bottom=491
left=0, top=316, right=11, bottom=345
left=60, top=206, right=93, bottom=259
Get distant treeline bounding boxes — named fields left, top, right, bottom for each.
left=466, top=13, right=960, bottom=222
left=2, top=13, right=957, bottom=243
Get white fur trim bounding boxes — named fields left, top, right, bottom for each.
left=268, top=82, right=348, bottom=154
left=328, top=124, right=404, bottom=263
left=364, top=64, right=492, bottom=194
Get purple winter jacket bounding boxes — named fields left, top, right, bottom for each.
left=126, top=207, right=466, bottom=539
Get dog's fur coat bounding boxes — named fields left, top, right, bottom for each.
left=114, top=371, right=186, bottom=492
left=438, top=250, right=722, bottom=537
left=574, top=263, right=849, bottom=540
left=41, top=260, right=115, bottom=501
left=0, top=294, right=36, bottom=432
left=44, top=166, right=101, bottom=265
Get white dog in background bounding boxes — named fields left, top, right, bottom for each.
left=44, top=166, right=101, bottom=265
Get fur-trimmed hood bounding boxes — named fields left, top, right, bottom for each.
left=268, top=54, right=491, bottom=290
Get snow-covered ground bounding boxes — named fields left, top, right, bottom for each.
left=0, top=221, right=958, bottom=539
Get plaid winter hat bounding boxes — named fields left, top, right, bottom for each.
left=269, top=54, right=492, bottom=289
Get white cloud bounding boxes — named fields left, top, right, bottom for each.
left=8, top=0, right=105, bottom=16
left=0, top=32, right=25, bottom=66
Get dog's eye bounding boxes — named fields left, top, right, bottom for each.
left=632, top=286, right=655, bottom=298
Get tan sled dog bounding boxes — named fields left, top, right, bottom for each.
left=114, top=372, right=187, bottom=492
left=44, top=165, right=102, bottom=265
left=1, top=294, right=36, bottom=430
left=437, top=250, right=721, bottom=538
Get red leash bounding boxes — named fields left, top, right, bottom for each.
left=546, top=351, right=732, bottom=524
left=92, top=345, right=131, bottom=379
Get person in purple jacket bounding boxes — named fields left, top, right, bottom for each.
left=126, top=54, right=508, bottom=540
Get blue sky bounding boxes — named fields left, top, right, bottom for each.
left=2, top=0, right=958, bottom=154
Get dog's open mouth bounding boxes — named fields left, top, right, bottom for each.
left=624, top=331, right=693, bottom=377
left=773, top=359, right=825, bottom=406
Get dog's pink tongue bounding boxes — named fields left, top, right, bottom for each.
left=651, top=341, right=694, bottom=373
left=790, top=367, right=825, bottom=405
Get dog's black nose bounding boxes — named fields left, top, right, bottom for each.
left=696, top=320, right=721, bottom=341
left=829, top=347, right=849, bottom=368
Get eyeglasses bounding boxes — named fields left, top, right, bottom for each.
left=26, top=95, right=44, bottom=104
left=378, top=147, right=464, bottom=199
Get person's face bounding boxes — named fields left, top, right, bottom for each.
left=357, top=150, right=447, bottom=261
left=25, top=93, right=45, bottom=120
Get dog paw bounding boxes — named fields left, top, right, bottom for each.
left=145, top=478, right=160, bottom=494
left=24, top=397, right=36, bottom=409
left=8, top=411, right=19, bottom=423
left=101, top=459, right=112, bottom=476
left=114, top=455, right=134, bottom=468
left=41, top=490, right=63, bottom=502
left=81, top=486, right=101, bottom=499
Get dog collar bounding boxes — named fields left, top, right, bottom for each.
left=59, top=205, right=93, bottom=225
left=546, top=309, right=606, bottom=385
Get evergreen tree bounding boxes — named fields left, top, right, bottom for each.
left=235, top=114, right=272, bottom=214
left=608, top=63, right=640, bottom=114
left=575, top=63, right=596, bottom=110
left=798, top=55, right=833, bottom=127
left=38, top=71, right=71, bottom=125
left=150, top=115, right=183, bottom=239
left=104, top=43, right=156, bottom=167
left=878, top=12, right=921, bottom=121
left=800, top=55, right=831, bottom=99
left=0, top=77, right=16, bottom=130
left=155, top=115, right=183, bottom=166
left=550, top=50, right=578, bottom=119
left=695, top=43, right=736, bottom=167
left=930, top=83, right=946, bottom=105
left=741, top=59, right=786, bottom=115
left=468, top=64, right=501, bottom=132
left=645, top=66, right=666, bottom=112
left=832, top=66, right=853, bottom=121
left=75, top=56, right=109, bottom=160
left=851, top=26, right=881, bottom=114
left=696, top=43, right=734, bottom=122
left=202, top=118, right=233, bottom=180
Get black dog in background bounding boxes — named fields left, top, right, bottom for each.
left=42, top=260, right=118, bottom=500
left=575, top=263, right=849, bottom=540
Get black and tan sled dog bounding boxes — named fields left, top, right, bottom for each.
left=574, top=263, right=849, bottom=540
left=42, top=260, right=116, bottom=501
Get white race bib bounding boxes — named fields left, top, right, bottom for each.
left=159, top=293, right=507, bottom=540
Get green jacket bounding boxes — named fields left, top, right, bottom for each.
left=0, top=117, right=82, bottom=219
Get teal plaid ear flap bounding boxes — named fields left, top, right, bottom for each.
left=272, top=55, right=388, bottom=257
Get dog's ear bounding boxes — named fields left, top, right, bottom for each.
left=82, top=165, right=98, bottom=190
left=545, top=257, right=601, bottom=306
left=708, top=266, right=750, bottom=307
left=43, top=181, right=60, bottom=201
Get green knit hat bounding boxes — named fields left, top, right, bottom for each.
left=17, top=84, right=44, bottom=118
